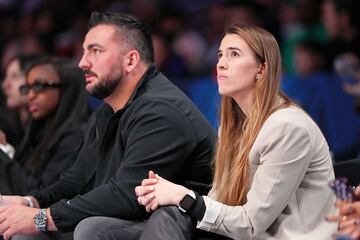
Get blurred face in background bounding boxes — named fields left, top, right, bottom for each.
left=25, top=64, right=61, bottom=120
left=1, top=59, right=26, bottom=109
left=322, top=0, right=341, bottom=39
left=294, top=46, right=324, bottom=76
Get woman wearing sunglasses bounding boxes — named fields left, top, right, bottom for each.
left=0, top=57, right=91, bottom=195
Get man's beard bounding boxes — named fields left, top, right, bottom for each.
left=89, top=68, right=123, bottom=99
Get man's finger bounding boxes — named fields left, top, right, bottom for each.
left=0, top=221, right=10, bottom=236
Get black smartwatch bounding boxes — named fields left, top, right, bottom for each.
left=178, top=190, right=196, bottom=213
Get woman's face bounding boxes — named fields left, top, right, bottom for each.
left=26, top=64, right=61, bottom=120
left=216, top=34, right=261, bottom=101
left=1, top=59, right=26, bottom=109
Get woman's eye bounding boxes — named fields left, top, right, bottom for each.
left=217, top=53, right=223, bottom=59
left=230, top=51, right=239, bottom=57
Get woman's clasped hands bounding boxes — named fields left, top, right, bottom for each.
left=135, top=171, right=190, bottom=212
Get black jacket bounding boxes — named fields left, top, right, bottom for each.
left=31, top=66, right=216, bottom=232
left=0, top=126, right=83, bottom=195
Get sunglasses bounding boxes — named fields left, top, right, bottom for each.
left=19, top=81, right=61, bottom=95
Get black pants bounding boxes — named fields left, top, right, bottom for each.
left=8, top=232, right=73, bottom=240
left=140, top=206, right=229, bottom=240
left=74, top=206, right=229, bottom=240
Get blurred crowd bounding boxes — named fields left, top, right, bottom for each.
left=1, top=0, right=360, bottom=163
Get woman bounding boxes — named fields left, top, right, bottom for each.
left=136, top=25, right=337, bottom=239
left=1, top=55, right=41, bottom=148
left=0, top=57, right=91, bottom=195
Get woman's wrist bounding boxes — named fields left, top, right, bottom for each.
left=174, top=185, right=191, bottom=206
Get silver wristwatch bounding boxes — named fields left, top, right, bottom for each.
left=33, top=209, right=48, bottom=232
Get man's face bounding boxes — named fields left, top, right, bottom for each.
left=79, top=24, right=126, bottom=99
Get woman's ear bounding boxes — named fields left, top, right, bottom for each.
left=125, top=50, right=140, bottom=73
left=256, top=62, right=266, bottom=80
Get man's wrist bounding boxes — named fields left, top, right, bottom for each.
left=24, top=196, right=40, bottom=208
left=46, top=208, right=58, bottom=231
left=24, top=196, right=34, bottom=208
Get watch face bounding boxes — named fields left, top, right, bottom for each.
left=180, top=195, right=195, bottom=211
left=34, top=209, right=47, bottom=232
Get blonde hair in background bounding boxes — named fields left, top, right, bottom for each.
left=213, top=25, right=291, bottom=205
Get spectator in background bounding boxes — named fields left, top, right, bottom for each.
left=334, top=52, right=360, bottom=113
left=0, top=57, right=91, bottom=195
left=280, top=0, right=327, bottom=74
left=321, top=0, right=360, bottom=71
left=0, top=90, right=16, bottom=158
left=282, top=40, right=360, bottom=162
left=152, top=32, right=188, bottom=90
left=1, top=55, right=41, bottom=149
left=1, top=34, right=47, bottom=70
left=282, top=40, right=329, bottom=106
left=327, top=186, right=360, bottom=239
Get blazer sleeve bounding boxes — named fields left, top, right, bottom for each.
left=197, top=121, right=312, bottom=240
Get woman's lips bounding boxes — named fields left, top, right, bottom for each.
left=28, top=104, right=39, bottom=113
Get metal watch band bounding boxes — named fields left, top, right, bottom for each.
left=33, top=209, right=48, bottom=232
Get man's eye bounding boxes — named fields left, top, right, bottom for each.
left=91, top=49, right=101, bottom=54
left=217, top=53, right=223, bottom=59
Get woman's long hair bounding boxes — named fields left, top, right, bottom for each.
left=213, top=25, right=291, bottom=205
left=15, top=57, right=91, bottom=174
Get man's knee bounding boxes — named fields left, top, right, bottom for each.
left=74, top=217, right=101, bottom=240
left=74, top=216, right=144, bottom=240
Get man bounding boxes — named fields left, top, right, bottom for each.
left=0, top=12, right=215, bottom=239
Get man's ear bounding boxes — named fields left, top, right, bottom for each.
left=125, top=50, right=140, bottom=73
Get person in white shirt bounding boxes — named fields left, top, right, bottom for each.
left=135, top=24, right=337, bottom=240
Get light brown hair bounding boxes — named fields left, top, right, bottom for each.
left=213, top=25, right=291, bottom=205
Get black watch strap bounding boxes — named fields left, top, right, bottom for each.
left=189, top=191, right=206, bottom=220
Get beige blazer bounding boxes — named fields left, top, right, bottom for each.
left=197, top=106, right=337, bottom=240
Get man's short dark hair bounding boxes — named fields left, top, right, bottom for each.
left=88, top=11, right=154, bottom=64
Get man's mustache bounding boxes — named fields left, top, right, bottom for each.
left=83, top=69, right=97, bottom=77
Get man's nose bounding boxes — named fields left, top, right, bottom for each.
left=78, top=53, right=91, bottom=70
